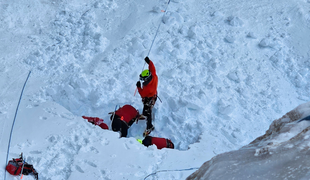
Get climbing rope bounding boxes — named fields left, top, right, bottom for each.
left=146, top=0, right=171, bottom=58
left=140, top=0, right=172, bottom=72
left=135, top=0, right=171, bottom=96
left=143, top=167, right=199, bottom=180
left=4, top=71, right=31, bottom=180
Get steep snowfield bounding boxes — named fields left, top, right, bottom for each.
left=0, top=0, right=310, bottom=179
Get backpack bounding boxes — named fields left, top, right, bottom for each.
left=6, top=159, right=22, bottom=175
left=6, top=154, right=39, bottom=180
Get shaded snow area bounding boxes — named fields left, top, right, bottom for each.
left=187, top=102, right=310, bottom=180
left=0, top=0, right=310, bottom=179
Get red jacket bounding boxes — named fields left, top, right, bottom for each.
left=115, top=105, right=139, bottom=123
left=138, top=60, right=158, bottom=98
left=151, top=137, right=167, bottom=149
left=151, top=137, right=174, bottom=149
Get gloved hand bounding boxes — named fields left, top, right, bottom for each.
left=144, top=57, right=150, bottom=64
left=136, top=81, right=141, bottom=88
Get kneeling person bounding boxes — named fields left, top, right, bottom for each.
left=110, top=104, right=144, bottom=137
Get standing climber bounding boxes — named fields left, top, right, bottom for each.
left=109, top=104, right=145, bottom=137
left=136, top=56, right=158, bottom=136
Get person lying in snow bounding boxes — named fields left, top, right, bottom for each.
left=141, top=136, right=174, bottom=149
left=136, top=56, right=158, bottom=136
left=109, top=104, right=145, bottom=137
left=6, top=153, right=39, bottom=180
left=82, top=116, right=109, bottom=129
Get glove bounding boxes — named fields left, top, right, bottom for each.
left=144, top=57, right=150, bottom=64
left=136, top=81, right=141, bottom=88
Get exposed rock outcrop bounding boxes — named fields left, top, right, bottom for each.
left=187, top=102, right=310, bottom=180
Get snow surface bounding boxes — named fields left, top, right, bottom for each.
left=0, top=0, right=309, bottom=179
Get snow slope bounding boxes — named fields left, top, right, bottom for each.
left=0, top=0, right=310, bottom=179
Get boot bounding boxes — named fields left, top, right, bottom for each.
left=143, top=126, right=155, bottom=137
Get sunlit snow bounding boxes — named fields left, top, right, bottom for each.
left=0, top=0, right=309, bottom=179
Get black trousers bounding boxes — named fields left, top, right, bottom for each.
left=111, top=115, right=133, bottom=137
left=142, top=95, right=157, bottom=129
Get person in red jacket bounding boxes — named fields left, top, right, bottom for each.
left=82, top=116, right=109, bottom=130
left=110, top=104, right=144, bottom=137
left=6, top=153, right=39, bottom=180
left=142, top=136, right=174, bottom=149
left=136, top=56, right=158, bottom=136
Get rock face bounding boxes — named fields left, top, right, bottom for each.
left=187, top=102, right=310, bottom=180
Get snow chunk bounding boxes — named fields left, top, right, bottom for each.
left=224, top=35, right=235, bottom=43
left=269, top=51, right=284, bottom=65
left=227, top=71, right=240, bottom=83
left=258, top=37, right=281, bottom=49
left=188, top=25, right=197, bottom=39
left=217, top=99, right=235, bottom=116
left=246, top=32, right=257, bottom=39
left=94, top=0, right=118, bottom=9
left=225, top=16, right=244, bottom=26
left=162, top=11, right=184, bottom=26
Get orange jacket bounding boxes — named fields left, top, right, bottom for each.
left=138, top=60, right=158, bottom=98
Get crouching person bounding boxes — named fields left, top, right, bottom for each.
left=142, top=136, right=174, bottom=149
left=6, top=153, right=38, bottom=180
left=109, top=104, right=145, bottom=137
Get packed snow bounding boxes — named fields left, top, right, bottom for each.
left=0, top=0, right=309, bottom=179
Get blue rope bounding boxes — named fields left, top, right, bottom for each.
left=143, top=167, right=199, bottom=180
left=4, top=71, right=31, bottom=180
